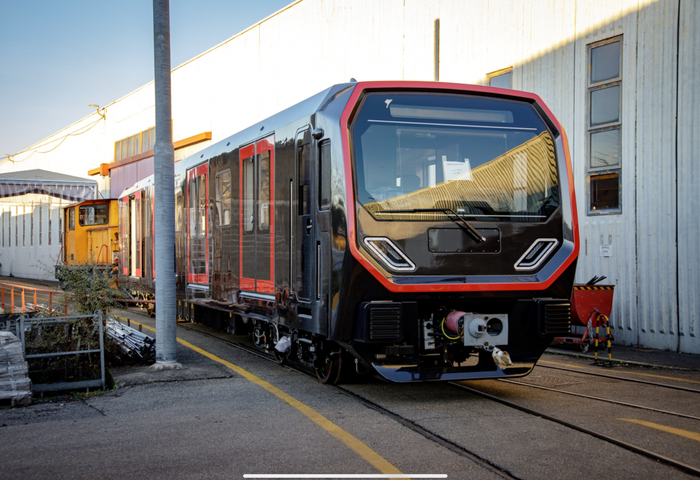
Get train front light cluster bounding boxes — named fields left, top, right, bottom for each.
left=363, top=237, right=416, bottom=272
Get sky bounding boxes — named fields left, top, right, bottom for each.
left=0, top=0, right=293, bottom=160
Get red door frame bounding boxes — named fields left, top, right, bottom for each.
left=121, top=197, right=129, bottom=275
left=239, top=136, right=275, bottom=294
left=134, top=190, right=141, bottom=277
left=187, top=164, right=209, bottom=284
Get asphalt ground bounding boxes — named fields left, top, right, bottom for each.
left=1, top=277, right=700, bottom=479
left=2, top=306, right=699, bottom=479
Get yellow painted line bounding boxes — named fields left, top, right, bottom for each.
left=113, top=316, right=404, bottom=477
left=620, top=419, right=700, bottom=443
left=541, top=360, right=700, bottom=385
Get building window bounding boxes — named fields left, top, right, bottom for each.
left=487, top=68, right=513, bottom=89
left=587, top=36, right=622, bottom=214
left=115, top=127, right=156, bottom=161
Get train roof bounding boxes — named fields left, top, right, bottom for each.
left=119, top=82, right=354, bottom=199
left=118, top=80, right=557, bottom=199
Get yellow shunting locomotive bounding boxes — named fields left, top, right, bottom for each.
left=60, top=199, right=119, bottom=267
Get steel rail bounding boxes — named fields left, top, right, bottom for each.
left=448, top=382, right=700, bottom=478
left=498, top=378, right=700, bottom=421
left=539, top=364, right=700, bottom=394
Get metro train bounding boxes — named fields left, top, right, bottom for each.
left=117, top=80, right=579, bottom=383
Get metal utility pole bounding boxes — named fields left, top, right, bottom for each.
left=152, top=0, right=178, bottom=366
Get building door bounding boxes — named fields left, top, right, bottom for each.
left=239, top=135, right=275, bottom=296
left=187, top=164, right=209, bottom=284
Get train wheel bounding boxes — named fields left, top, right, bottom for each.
left=315, top=351, right=342, bottom=385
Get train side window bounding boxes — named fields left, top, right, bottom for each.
left=215, top=169, right=232, bottom=226
left=68, top=208, right=75, bottom=231
left=319, top=140, right=331, bottom=210
left=298, top=144, right=310, bottom=216
left=258, top=151, right=270, bottom=232
left=242, top=155, right=255, bottom=232
left=175, top=191, right=183, bottom=232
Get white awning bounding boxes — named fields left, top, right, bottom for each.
left=0, top=169, right=97, bottom=201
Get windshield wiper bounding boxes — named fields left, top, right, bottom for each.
left=379, top=208, right=486, bottom=243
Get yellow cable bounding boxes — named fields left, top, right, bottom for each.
left=440, top=318, right=461, bottom=340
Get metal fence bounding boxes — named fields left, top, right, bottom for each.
left=19, top=312, right=105, bottom=393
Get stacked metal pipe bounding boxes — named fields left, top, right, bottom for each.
left=105, top=319, right=155, bottom=361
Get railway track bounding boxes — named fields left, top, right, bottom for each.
left=496, top=377, right=700, bottom=421
left=538, top=363, right=700, bottom=394
left=449, top=381, right=700, bottom=477
left=175, top=323, right=520, bottom=480
left=175, top=321, right=700, bottom=479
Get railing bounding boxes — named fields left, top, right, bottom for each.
left=0, top=281, right=68, bottom=315
left=19, top=312, right=105, bottom=393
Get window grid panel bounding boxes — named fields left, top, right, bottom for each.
left=587, top=36, right=622, bottom=215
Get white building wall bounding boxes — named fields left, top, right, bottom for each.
left=0, top=0, right=697, bottom=352
left=677, top=0, right=700, bottom=353
left=0, top=196, right=66, bottom=280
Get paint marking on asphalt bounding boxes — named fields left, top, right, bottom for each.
left=114, top=316, right=404, bottom=477
left=619, top=419, right=700, bottom=443
left=540, top=360, right=700, bottom=385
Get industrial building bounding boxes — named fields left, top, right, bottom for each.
left=0, top=0, right=697, bottom=354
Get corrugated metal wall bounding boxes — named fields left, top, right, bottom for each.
left=635, top=0, right=679, bottom=350
left=677, top=0, right=700, bottom=353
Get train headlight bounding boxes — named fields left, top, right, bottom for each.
left=363, top=237, right=416, bottom=272
left=514, top=238, right=559, bottom=271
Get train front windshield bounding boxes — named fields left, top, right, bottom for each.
left=352, top=93, right=560, bottom=221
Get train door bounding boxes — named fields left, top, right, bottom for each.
left=239, top=135, right=275, bottom=297
left=294, top=128, right=315, bottom=305
left=120, top=197, right=130, bottom=275
left=186, top=164, right=209, bottom=285
left=130, top=191, right=142, bottom=277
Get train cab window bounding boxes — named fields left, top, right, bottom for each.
left=79, top=203, right=109, bottom=226
left=215, top=170, right=232, bottom=226
left=319, top=140, right=331, bottom=210
left=352, top=92, right=559, bottom=222
left=68, top=208, right=75, bottom=230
